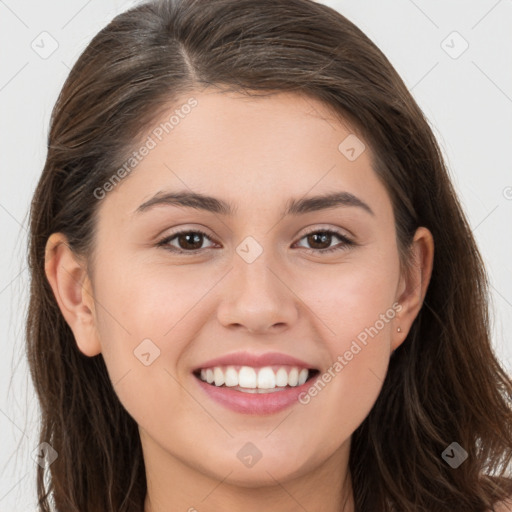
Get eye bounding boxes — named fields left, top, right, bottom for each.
left=156, top=229, right=216, bottom=253
left=156, top=227, right=355, bottom=255
left=293, top=228, right=355, bottom=254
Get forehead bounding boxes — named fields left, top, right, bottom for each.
left=99, top=89, right=392, bottom=222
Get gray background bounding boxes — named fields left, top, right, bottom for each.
left=1, top=0, right=511, bottom=509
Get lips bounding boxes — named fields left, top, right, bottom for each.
left=192, top=350, right=318, bottom=372
left=191, top=350, right=321, bottom=414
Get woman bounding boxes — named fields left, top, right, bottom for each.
left=27, top=0, right=512, bottom=510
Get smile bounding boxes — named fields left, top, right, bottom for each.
left=191, top=351, right=321, bottom=414
left=195, top=365, right=318, bottom=391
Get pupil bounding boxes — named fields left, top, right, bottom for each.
left=180, top=232, right=202, bottom=250
left=309, top=232, right=330, bottom=249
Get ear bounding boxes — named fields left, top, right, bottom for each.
left=392, top=226, right=434, bottom=351
left=44, top=233, right=101, bottom=357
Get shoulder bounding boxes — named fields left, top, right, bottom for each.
left=490, top=497, right=512, bottom=512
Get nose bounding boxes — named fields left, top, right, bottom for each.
left=216, top=251, right=299, bottom=335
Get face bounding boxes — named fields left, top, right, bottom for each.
left=47, top=89, right=432, bottom=503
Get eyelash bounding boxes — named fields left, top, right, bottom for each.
left=156, top=227, right=355, bottom=256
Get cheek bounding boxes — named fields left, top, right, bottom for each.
left=93, top=238, right=400, bottom=386
left=88, top=234, right=400, bottom=475
left=90, top=265, right=198, bottom=434
left=93, top=245, right=203, bottom=336
left=289, top=248, right=399, bottom=432
left=299, top=243, right=400, bottom=345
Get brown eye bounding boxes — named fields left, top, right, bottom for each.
left=175, top=232, right=204, bottom=250
left=305, top=232, right=334, bottom=250
left=157, top=228, right=355, bottom=256
left=294, top=229, right=354, bottom=254
left=157, top=230, right=215, bottom=253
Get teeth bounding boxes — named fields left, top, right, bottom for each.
left=298, top=368, right=308, bottom=385
left=239, top=366, right=257, bottom=388
left=225, top=367, right=238, bottom=387
left=288, top=367, right=299, bottom=386
left=275, top=368, right=288, bottom=387
left=197, top=365, right=312, bottom=390
left=214, top=367, right=225, bottom=386
left=257, top=367, right=276, bottom=389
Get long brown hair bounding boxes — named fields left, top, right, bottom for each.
left=26, top=0, right=512, bottom=510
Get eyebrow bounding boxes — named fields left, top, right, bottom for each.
left=134, top=190, right=374, bottom=217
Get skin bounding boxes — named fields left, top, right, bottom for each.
left=45, top=89, right=434, bottom=512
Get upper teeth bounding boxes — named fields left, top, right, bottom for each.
left=199, top=366, right=310, bottom=389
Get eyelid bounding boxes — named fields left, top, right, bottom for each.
left=156, top=224, right=356, bottom=255
left=156, top=226, right=217, bottom=249
left=292, top=227, right=355, bottom=254
left=298, top=224, right=353, bottom=240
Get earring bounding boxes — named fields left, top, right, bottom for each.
left=397, top=327, right=402, bottom=332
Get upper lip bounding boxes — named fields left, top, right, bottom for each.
left=193, top=351, right=318, bottom=372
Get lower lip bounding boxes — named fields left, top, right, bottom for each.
left=193, top=372, right=320, bottom=415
